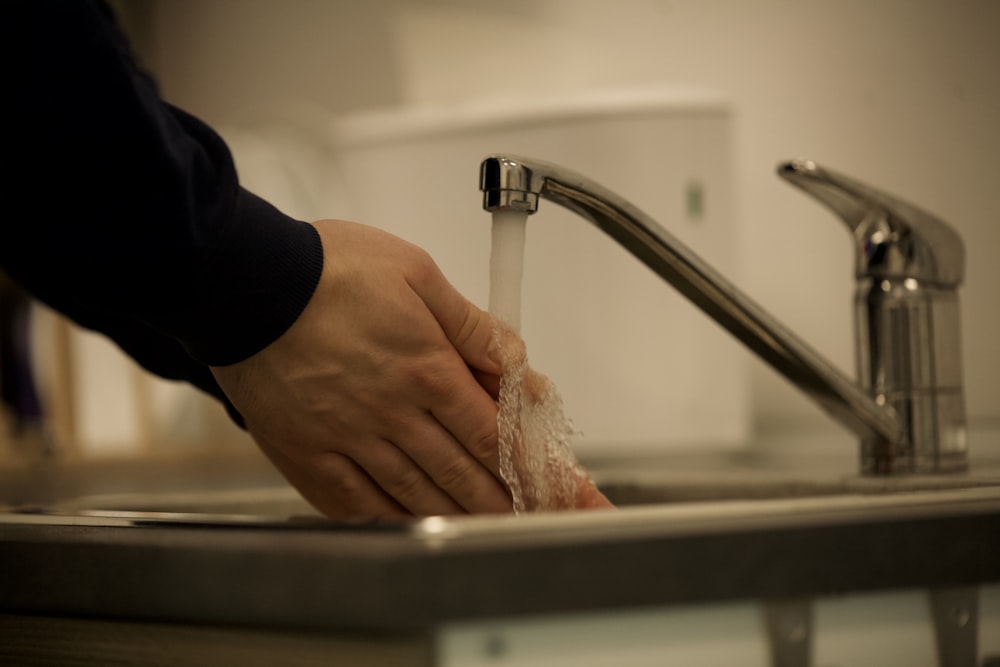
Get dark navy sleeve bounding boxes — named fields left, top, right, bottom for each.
left=0, top=1, right=324, bottom=422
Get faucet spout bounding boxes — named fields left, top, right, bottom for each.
left=480, top=154, right=914, bottom=472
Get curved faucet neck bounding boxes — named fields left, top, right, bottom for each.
left=480, top=154, right=968, bottom=474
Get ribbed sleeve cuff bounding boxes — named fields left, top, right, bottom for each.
left=179, top=188, right=324, bottom=367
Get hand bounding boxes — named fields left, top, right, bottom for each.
left=211, top=219, right=512, bottom=519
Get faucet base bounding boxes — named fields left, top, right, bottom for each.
left=861, top=437, right=970, bottom=476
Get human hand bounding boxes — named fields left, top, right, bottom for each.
left=211, top=219, right=512, bottom=519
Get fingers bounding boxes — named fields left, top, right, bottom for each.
left=575, top=478, right=616, bottom=510
left=349, top=437, right=469, bottom=516
left=413, top=266, right=502, bottom=377
left=471, top=368, right=501, bottom=400
left=428, top=370, right=503, bottom=470
left=255, top=436, right=410, bottom=521
left=253, top=392, right=510, bottom=517
left=386, top=409, right=512, bottom=513
left=404, top=260, right=514, bottom=480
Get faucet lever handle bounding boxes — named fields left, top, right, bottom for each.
left=779, top=159, right=967, bottom=473
left=778, top=160, right=965, bottom=288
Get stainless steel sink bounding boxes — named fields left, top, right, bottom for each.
left=597, top=469, right=1000, bottom=504
left=3, top=460, right=999, bottom=636
left=5, top=467, right=1000, bottom=535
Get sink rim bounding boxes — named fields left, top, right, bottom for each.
left=4, top=482, right=1000, bottom=550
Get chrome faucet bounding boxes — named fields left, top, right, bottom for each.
left=479, top=155, right=967, bottom=475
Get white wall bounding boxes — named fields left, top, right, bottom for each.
left=132, top=0, right=998, bottom=438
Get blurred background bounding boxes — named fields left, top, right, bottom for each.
left=2, top=0, right=998, bottom=472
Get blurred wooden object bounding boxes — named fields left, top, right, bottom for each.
left=132, top=363, right=155, bottom=455
left=49, top=315, right=81, bottom=460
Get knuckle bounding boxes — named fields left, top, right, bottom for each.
left=433, top=456, right=478, bottom=494
left=403, top=244, right=439, bottom=284
left=466, top=426, right=499, bottom=464
left=451, top=302, right=481, bottom=350
left=402, top=361, right=452, bottom=399
left=313, top=453, right=381, bottom=511
left=379, top=458, right=427, bottom=503
left=314, top=453, right=363, bottom=491
left=309, top=452, right=411, bottom=520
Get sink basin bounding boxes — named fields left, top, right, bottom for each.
left=597, top=469, right=1000, bottom=504
left=5, top=467, right=1000, bottom=533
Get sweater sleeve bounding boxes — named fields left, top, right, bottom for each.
left=0, top=1, right=324, bottom=419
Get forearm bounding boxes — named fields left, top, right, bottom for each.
left=0, top=1, right=322, bottom=395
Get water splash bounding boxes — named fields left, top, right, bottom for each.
left=488, top=211, right=603, bottom=513
left=492, top=323, right=591, bottom=513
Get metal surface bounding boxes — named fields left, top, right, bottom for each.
left=479, top=155, right=967, bottom=475
left=8, top=470, right=1000, bottom=529
left=2, top=485, right=999, bottom=631
left=779, top=160, right=967, bottom=475
left=764, top=598, right=813, bottom=667
left=7, top=483, right=1000, bottom=548
left=930, top=586, right=978, bottom=667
